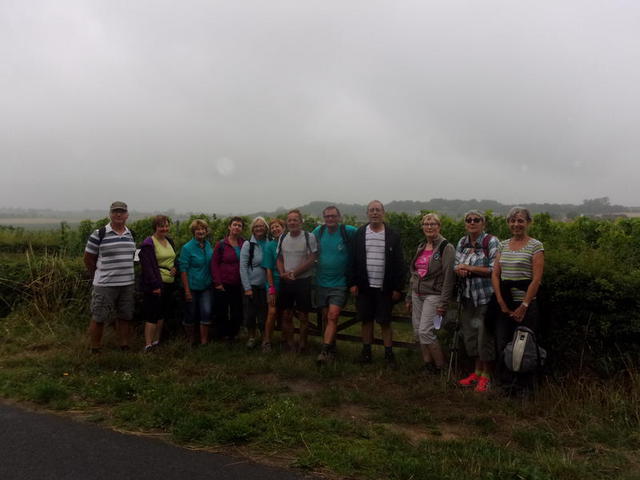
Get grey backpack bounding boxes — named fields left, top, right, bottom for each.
left=503, top=326, right=546, bottom=373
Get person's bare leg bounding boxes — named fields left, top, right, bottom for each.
left=116, top=319, right=131, bottom=348
left=144, top=322, right=156, bottom=346
left=298, top=312, right=309, bottom=351
left=427, top=342, right=446, bottom=368
left=420, top=344, right=433, bottom=363
left=184, top=325, right=195, bottom=344
left=154, top=319, right=164, bottom=343
left=361, top=321, right=374, bottom=344
left=199, top=324, right=209, bottom=344
left=381, top=323, right=393, bottom=347
left=323, top=305, right=340, bottom=345
left=281, top=309, right=295, bottom=349
left=263, top=305, right=277, bottom=345
left=89, top=320, right=104, bottom=350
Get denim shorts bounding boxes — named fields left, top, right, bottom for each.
left=183, top=288, right=213, bottom=326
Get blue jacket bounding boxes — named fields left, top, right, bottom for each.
left=239, top=236, right=267, bottom=291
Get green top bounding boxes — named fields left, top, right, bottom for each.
left=312, top=224, right=357, bottom=287
left=153, top=236, right=176, bottom=284
left=261, top=239, right=281, bottom=291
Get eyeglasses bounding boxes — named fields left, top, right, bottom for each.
left=465, top=217, right=482, bottom=224
left=422, top=222, right=439, bottom=227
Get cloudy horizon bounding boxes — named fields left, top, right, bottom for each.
left=2, top=1, right=638, bottom=214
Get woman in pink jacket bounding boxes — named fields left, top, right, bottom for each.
left=211, top=216, right=245, bottom=342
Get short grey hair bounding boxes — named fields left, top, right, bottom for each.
left=507, top=207, right=532, bottom=222
left=367, top=200, right=385, bottom=211
left=464, top=210, right=486, bottom=222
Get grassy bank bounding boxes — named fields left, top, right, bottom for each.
left=1, top=251, right=639, bottom=479
left=1, top=307, right=639, bottom=480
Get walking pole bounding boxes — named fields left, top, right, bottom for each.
left=447, top=277, right=466, bottom=381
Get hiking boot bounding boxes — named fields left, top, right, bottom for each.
left=261, top=342, right=272, bottom=353
left=359, top=350, right=372, bottom=365
left=316, top=350, right=331, bottom=366
left=422, top=362, right=439, bottom=375
left=459, top=372, right=480, bottom=387
left=246, top=337, right=256, bottom=350
left=474, top=376, right=491, bottom=393
left=384, top=352, right=397, bottom=368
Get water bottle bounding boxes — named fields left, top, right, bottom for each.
left=434, top=314, right=443, bottom=330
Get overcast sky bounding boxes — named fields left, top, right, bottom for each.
left=1, top=0, right=638, bottom=214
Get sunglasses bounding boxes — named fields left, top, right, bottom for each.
left=465, top=217, right=482, bottom=224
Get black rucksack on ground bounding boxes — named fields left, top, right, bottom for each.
left=503, top=326, right=547, bottom=373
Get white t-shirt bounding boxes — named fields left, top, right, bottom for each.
left=279, top=231, right=318, bottom=279
left=365, top=225, right=385, bottom=288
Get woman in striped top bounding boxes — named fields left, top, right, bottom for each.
left=491, top=207, right=544, bottom=389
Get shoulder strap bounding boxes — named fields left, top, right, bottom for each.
left=339, top=224, right=348, bottom=245
left=318, top=224, right=326, bottom=240
left=304, top=231, right=311, bottom=254
left=275, top=232, right=288, bottom=259
left=482, top=234, right=493, bottom=258
left=438, top=239, right=449, bottom=258
left=97, top=226, right=106, bottom=244
left=248, top=242, right=256, bottom=270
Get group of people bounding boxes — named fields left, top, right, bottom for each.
left=84, top=200, right=544, bottom=393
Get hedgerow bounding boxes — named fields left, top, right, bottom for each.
left=1, top=212, right=639, bottom=372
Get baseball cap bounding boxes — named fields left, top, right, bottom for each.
left=110, top=201, right=128, bottom=212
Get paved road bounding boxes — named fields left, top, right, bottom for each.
left=0, top=402, right=310, bottom=480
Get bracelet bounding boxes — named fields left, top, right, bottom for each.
left=521, top=301, right=529, bottom=308
left=268, top=286, right=276, bottom=295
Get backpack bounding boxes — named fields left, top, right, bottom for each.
left=97, top=226, right=137, bottom=245
left=316, top=224, right=352, bottom=256
left=246, top=241, right=257, bottom=270
left=435, top=239, right=449, bottom=260
left=461, top=233, right=495, bottom=264
left=503, top=326, right=547, bottom=373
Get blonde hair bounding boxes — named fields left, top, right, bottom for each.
left=189, top=219, right=209, bottom=234
left=250, top=216, right=268, bottom=231
left=421, top=213, right=441, bottom=225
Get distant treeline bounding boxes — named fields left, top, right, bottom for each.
left=1, top=196, right=637, bottom=222
left=254, top=196, right=635, bottom=220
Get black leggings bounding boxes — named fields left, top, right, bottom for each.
left=214, top=283, right=243, bottom=339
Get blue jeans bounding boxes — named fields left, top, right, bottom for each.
left=183, top=288, right=213, bottom=326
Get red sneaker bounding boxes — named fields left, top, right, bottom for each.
left=474, top=376, right=491, bottom=393
left=458, top=372, right=480, bottom=387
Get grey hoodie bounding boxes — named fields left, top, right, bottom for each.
left=407, top=235, right=456, bottom=310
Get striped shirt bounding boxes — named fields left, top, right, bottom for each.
left=498, top=237, right=544, bottom=302
left=455, top=233, right=500, bottom=306
left=365, top=225, right=385, bottom=288
left=85, top=224, right=136, bottom=287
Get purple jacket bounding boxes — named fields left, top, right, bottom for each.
left=139, top=236, right=177, bottom=293
left=211, top=236, right=245, bottom=286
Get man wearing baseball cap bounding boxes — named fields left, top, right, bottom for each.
left=83, top=201, right=136, bottom=352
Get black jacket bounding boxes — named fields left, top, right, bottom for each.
left=348, top=223, right=407, bottom=294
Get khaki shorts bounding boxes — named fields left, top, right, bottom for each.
left=460, top=298, right=494, bottom=361
left=91, top=285, right=135, bottom=324
left=316, top=286, right=348, bottom=308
